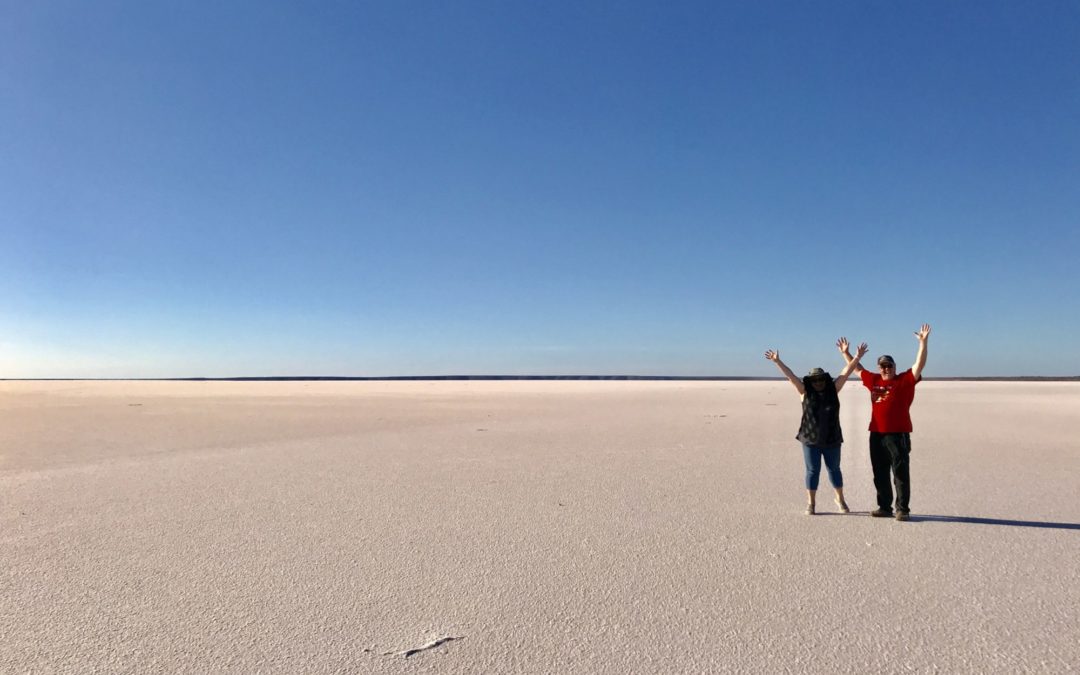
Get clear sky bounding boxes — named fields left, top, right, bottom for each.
left=3, top=1, right=1078, bottom=378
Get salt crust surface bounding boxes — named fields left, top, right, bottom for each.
left=2, top=381, right=1078, bottom=673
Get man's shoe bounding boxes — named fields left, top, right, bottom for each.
left=895, top=511, right=911, bottom=522
left=870, top=508, right=893, bottom=518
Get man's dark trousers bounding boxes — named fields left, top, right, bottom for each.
left=869, top=432, right=911, bottom=512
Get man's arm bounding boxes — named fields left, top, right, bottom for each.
left=834, top=342, right=868, bottom=391
left=765, top=349, right=805, bottom=395
left=912, top=323, right=931, bottom=380
left=837, top=337, right=866, bottom=374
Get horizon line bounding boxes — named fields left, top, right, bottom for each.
left=4, top=375, right=1080, bottom=382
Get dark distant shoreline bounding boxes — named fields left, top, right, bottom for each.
left=6, top=376, right=1080, bottom=382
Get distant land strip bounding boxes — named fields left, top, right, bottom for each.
left=6, top=376, right=1080, bottom=382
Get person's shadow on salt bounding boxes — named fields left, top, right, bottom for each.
left=819, top=512, right=1080, bottom=530
left=908, top=514, right=1080, bottom=531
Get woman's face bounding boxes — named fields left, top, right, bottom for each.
left=810, top=377, right=828, bottom=391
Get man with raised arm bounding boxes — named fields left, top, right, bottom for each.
left=839, top=324, right=931, bottom=521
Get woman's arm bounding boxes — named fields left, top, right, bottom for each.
left=765, top=349, right=805, bottom=395
left=834, top=341, right=868, bottom=392
left=837, top=336, right=865, bottom=374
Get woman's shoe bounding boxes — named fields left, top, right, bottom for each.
left=805, top=503, right=816, bottom=515
left=835, top=499, right=850, bottom=513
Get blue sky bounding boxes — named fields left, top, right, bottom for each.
left=2, top=1, right=1078, bottom=377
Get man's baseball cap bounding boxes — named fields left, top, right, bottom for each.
left=878, top=355, right=896, bottom=366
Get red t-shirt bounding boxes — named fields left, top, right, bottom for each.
left=861, top=369, right=920, bottom=433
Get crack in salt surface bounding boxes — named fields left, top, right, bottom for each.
left=383, top=636, right=464, bottom=658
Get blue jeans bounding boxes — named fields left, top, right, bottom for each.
left=802, top=444, right=843, bottom=490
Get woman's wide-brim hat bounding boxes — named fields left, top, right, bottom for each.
left=806, top=367, right=829, bottom=379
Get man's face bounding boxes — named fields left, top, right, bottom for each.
left=879, top=362, right=896, bottom=380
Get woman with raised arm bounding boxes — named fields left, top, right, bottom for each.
left=764, top=339, right=867, bottom=515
